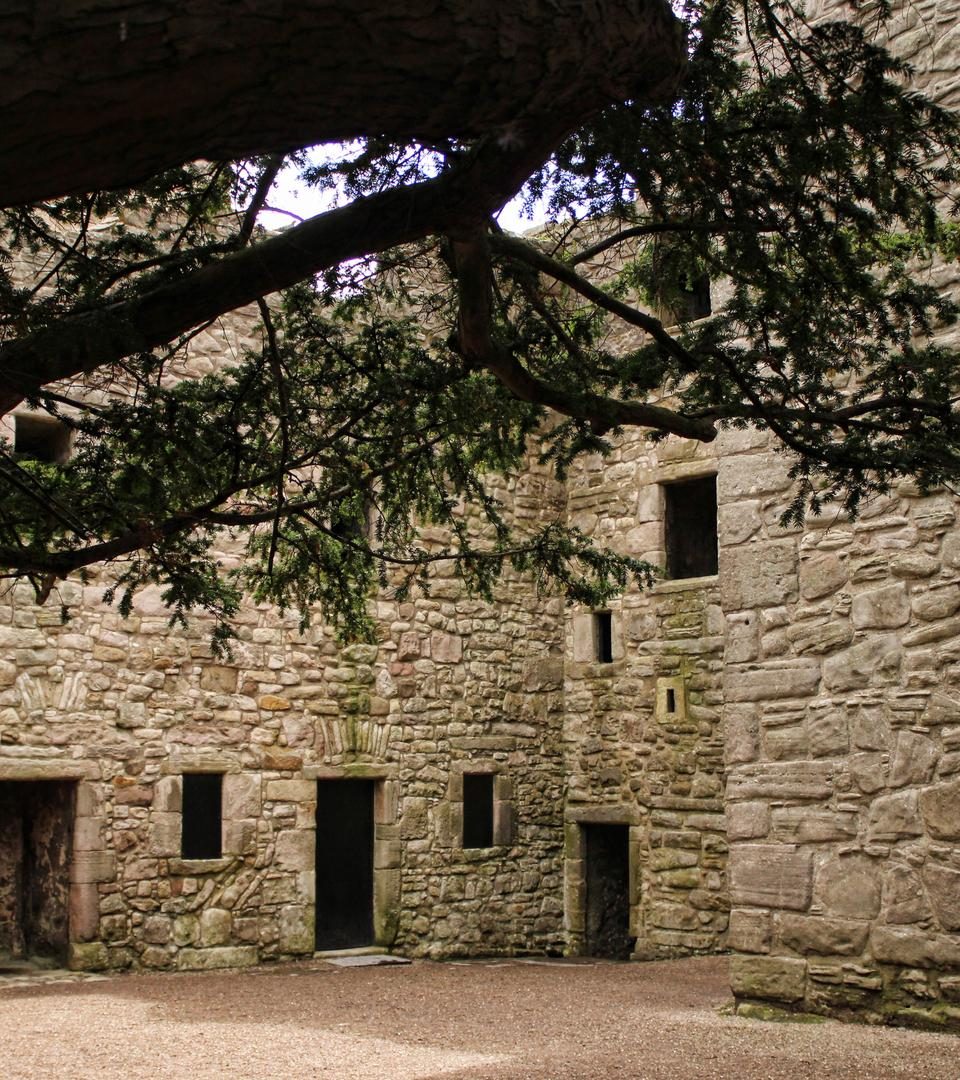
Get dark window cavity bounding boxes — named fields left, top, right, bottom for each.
left=676, top=273, right=711, bottom=321
left=595, top=611, right=613, bottom=663
left=181, top=773, right=223, bottom=859
left=664, top=475, right=719, bottom=580
left=462, top=773, right=494, bottom=849
left=666, top=688, right=676, bottom=713
left=14, top=413, right=72, bottom=463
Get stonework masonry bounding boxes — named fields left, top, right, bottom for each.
left=2, top=0, right=960, bottom=1033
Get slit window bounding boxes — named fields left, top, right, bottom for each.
left=663, top=475, right=718, bottom=580
left=595, top=612, right=613, bottom=663
left=14, top=413, right=72, bottom=463
left=462, top=773, right=494, bottom=849
left=666, top=688, right=676, bottom=713
left=677, top=273, right=711, bottom=321
left=181, top=773, right=223, bottom=859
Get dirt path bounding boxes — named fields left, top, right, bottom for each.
left=0, top=955, right=957, bottom=1079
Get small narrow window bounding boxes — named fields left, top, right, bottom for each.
left=595, top=611, right=613, bottom=664
left=677, top=273, right=711, bottom=321
left=663, top=475, right=718, bottom=580
left=462, top=773, right=494, bottom=849
left=14, top=413, right=72, bottom=463
left=666, top=688, right=676, bottom=713
left=181, top=773, right=223, bottom=859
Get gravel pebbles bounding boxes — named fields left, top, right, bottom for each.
left=0, top=955, right=957, bottom=1079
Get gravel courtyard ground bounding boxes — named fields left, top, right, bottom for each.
left=0, top=955, right=957, bottom=1079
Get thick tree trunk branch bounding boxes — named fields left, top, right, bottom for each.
left=0, top=133, right=560, bottom=416
left=0, top=0, right=684, bottom=206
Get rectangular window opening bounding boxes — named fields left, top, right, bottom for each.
left=663, top=475, right=718, bottom=580
left=181, top=773, right=223, bottom=859
left=595, top=611, right=613, bottom=664
left=462, top=773, right=494, bottom=849
left=14, top=413, right=72, bottom=464
left=666, top=688, right=676, bottom=713
left=677, top=273, right=711, bottom=321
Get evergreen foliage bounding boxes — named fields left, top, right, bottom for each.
left=1, top=0, right=958, bottom=647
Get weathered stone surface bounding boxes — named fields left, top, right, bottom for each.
left=888, top=731, right=939, bottom=788
left=882, top=866, right=931, bottom=926
left=815, top=855, right=881, bottom=920
left=870, top=926, right=960, bottom=969
left=728, top=909, right=771, bottom=953
left=724, top=661, right=821, bottom=702
left=822, top=637, right=902, bottom=692
left=920, top=778, right=960, bottom=840
left=799, top=552, right=848, bottom=601
left=786, top=618, right=853, bottom=656
left=177, top=946, right=258, bottom=971
left=721, top=540, right=798, bottom=612
left=729, top=846, right=812, bottom=911
left=200, top=908, right=231, bottom=946
left=730, top=955, right=807, bottom=1002
left=851, top=583, right=910, bottom=629
left=867, top=791, right=924, bottom=843
left=807, top=708, right=848, bottom=758
left=278, top=904, right=315, bottom=953
left=726, top=802, right=770, bottom=841
left=274, top=829, right=315, bottom=870
left=922, top=863, right=960, bottom=932
left=726, top=762, right=833, bottom=802
left=778, top=915, right=869, bottom=957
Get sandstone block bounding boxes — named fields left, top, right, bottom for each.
left=721, top=539, right=798, bottom=611
left=154, top=775, right=182, bottom=813
left=921, top=863, right=960, bottom=932
left=870, top=926, right=960, bottom=969
left=822, top=637, right=901, bottom=692
left=150, top=812, right=181, bottom=857
left=815, top=854, right=881, bottom=919
left=143, top=915, right=172, bottom=945
left=259, top=694, right=291, bottom=711
left=923, top=692, right=960, bottom=726
left=723, top=704, right=759, bottom=764
left=786, top=619, right=853, bottom=657
left=431, top=631, right=462, bottom=663
left=890, top=553, right=941, bottom=578
left=867, top=790, right=923, bottom=843
left=850, top=752, right=887, bottom=794
left=912, top=587, right=960, bottom=621
left=199, top=665, right=238, bottom=693
left=728, top=909, right=772, bottom=953
left=807, top=708, right=848, bottom=758
left=265, top=779, right=315, bottom=803
left=799, top=552, right=849, bottom=601
left=275, top=829, right=315, bottom=870
left=279, top=904, right=315, bottom=954
left=729, top=845, right=812, bottom=911
left=888, top=731, right=938, bottom=788
left=70, top=850, right=116, bottom=884
left=223, top=773, right=262, bottom=819
left=852, top=584, right=910, bottom=629
left=920, top=777, right=960, bottom=840
left=730, top=955, right=807, bottom=1002
left=726, top=761, right=833, bottom=802
left=882, top=865, right=931, bottom=926
left=177, top=946, right=258, bottom=971
left=173, top=914, right=200, bottom=947
left=69, top=882, right=100, bottom=942
left=69, top=942, right=110, bottom=971
left=726, top=801, right=770, bottom=841
left=200, top=908, right=232, bottom=946
left=778, top=915, right=869, bottom=956
left=724, top=661, right=820, bottom=703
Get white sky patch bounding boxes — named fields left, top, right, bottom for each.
left=257, top=144, right=547, bottom=235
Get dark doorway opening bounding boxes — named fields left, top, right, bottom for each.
left=315, top=779, right=375, bottom=951
left=583, top=823, right=632, bottom=960
left=0, top=780, right=75, bottom=968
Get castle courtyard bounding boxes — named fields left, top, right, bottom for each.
left=0, top=955, right=956, bottom=1079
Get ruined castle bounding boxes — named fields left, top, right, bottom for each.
left=2, top=0, right=960, bottom=1032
